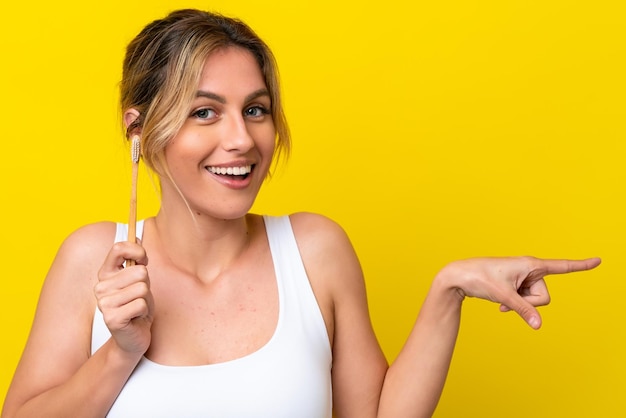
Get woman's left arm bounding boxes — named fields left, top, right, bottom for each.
left=377, top=256, right=601, bottom=418
left=290, top=213, right=600, bottom=417
left=290, top=212, right=388, bottom=418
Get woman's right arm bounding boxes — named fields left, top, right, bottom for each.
left=1, top=223, right=153, bottom=418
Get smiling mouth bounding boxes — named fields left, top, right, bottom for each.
left=206, top=164, right=253, bottom=180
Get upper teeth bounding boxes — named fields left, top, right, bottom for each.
left=207, top=165, right=252, bottom=175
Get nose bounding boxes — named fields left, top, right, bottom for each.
left=222, top=113, right=255, bottom=153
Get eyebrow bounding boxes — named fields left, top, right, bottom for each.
left=195, top=88, right=270, bottom=104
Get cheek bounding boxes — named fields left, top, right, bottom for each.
left=162, top=145, right=198, bottom=180
left=164, top=130, right=205, bottom=162
left=253, top=124, right=277, bottom=156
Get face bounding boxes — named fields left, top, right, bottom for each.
left=161, top=47, right=276, bottom=220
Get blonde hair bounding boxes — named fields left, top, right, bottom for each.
left=120, top=9, right=290, bottom=176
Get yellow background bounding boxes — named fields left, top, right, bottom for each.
left=1, top=1, right=623, bottom=416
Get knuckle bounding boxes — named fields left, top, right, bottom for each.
left=96, top=294, right=113, bottom=311
left=136, top=298, right=149, bottom=312
left=136, top=264, right=149, bottom=276
left=93, top=282, right=105, bottom=298
left=129, top=269, right=150, bottom=288
left=133, top=281, right=150, bottom=296
left=126, top=298, right=148, bottom=319
left=520, top=255, right=538, bottom=269
left=128, top=264, right=148, bottom=278
left=111, top=241, right=127, bottom=253
left=517, top=305, right=532, bottom=318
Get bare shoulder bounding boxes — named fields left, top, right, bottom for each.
left=50, top=222, right=117, bottom=281
left=58, top=221, right=117, bottom=256
left=288, top=211, right=364, bottom=295
left=288, top=212, right=353, bottom=252
left=41, top=221, right=118, bottom=303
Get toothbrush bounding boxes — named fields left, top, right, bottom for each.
left=127, top=135, right=140, bottom=267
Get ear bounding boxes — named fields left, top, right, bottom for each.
left=123, top=108, right=141, bottom=130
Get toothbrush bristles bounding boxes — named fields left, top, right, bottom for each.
left=131, top=136, right=141, bottom=163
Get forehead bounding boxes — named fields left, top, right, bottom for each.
left=197, top=47, right=267, bottom=96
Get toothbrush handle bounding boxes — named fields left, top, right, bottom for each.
left=126, top=162, right=138, bottom=267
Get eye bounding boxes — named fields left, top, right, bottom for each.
left=244, top=105, right=270, bottom=118
left=192, top=108, right=217, bottom=120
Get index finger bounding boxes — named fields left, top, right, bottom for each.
left=537, top=257, right=601, bottom=276
left=99, top=241, right=148, bottom=277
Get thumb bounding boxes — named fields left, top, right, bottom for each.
left=501, top=292, right=542, bottom=330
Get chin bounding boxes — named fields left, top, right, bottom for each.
left=195, top=202, right=257, bottom=221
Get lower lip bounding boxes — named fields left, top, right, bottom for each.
left=206, top=168, right=255, bottom=190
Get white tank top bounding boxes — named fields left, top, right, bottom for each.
left=91, top=216, right=333, bottom=417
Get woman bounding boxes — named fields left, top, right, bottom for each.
left=1, top=9, right=600, bottom=418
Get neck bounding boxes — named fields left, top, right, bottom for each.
left=149, top=209, right=252, bottom=284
